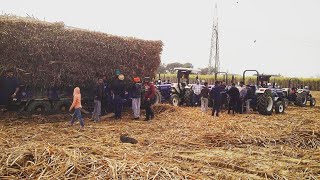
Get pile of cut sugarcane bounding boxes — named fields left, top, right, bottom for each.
left=0, top=15, right=163, bottom=88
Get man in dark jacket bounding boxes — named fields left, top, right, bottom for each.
left=92, top=78, right=104, bottom=122
left=227, top=83, right=240, bottom=115
left=111, top=74, right=126, bottom=119
left=210, top=81, right=222, bottom=117
left=101, top=75, right=111, bottom=115
left=131, top=77, right=142, bottom=120
left=0, top=69, right=20, bottom=111
left=245, top=85, right=255, bottom=113
left=143, top=77, right=155, bottom=121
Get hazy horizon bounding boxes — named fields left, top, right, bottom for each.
left=1, top=0, right=319, bottom=78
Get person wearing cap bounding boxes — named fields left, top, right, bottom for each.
left=111, top=74, right=125, bottom=119
left=0, top=69, right=20, bottom=112
left=143, top=77, right=155, bottom=121
left=131, top=77, right=142, bottom=120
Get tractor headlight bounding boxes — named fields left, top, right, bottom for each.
left=171, top=88, right=176, bottom=93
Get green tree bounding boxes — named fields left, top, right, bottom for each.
left=166, top=62, right=183, bottom=73
left=156, top=63, right=167, bottom=74
left=182, top=62, right=194, bottom=69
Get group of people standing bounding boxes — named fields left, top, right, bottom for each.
left=193, top=81, right=255, bottom=117
left=69, top=74, right=156, bottom=129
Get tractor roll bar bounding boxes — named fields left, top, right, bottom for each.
left=243, top=70, right=260, bottom=86
left=214, top=72, right=228, bottom=84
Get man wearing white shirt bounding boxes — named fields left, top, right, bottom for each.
left=192, top=80, right=202, bottom=106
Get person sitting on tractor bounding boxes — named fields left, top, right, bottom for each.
left=290, top=87, right=298, bottom=101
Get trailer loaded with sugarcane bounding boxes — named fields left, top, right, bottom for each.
left=0, top=15, right=163, bottom=114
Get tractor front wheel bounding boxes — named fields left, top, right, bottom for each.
left=282, top=98, right=289, bottom=108
left=170, top=94, right=180, bottom=107
left=310, top=98, right=316, bottom=107
left=275, top=101, right=285, bottom=114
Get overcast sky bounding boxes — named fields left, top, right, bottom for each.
left=1, top=0, right=320, bottom=77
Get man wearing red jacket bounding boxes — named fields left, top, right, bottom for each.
left=143, top=77, right=155, bottom=121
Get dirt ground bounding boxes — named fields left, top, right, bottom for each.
left=0, top=92, right=319, bottom=179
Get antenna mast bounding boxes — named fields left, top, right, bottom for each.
left=208, top=3, right=220, bottom=74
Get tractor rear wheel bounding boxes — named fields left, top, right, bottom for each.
left=170, top=94, right=180, bottom=106
left=275, top=101, right=285, bottom=114
left=295, top=92, right=307, bottom=107
left=184, top=89, right=193, bottom=106
left=310, top=98, right=316, bottom=107
left=257, top=89, right=273, bottom=115
left=27, top=101, right=51, bottom=115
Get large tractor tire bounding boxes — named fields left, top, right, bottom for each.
left=184, top=89, right=193, bottom=106
left=310, top=98, right=316, bottom=107
left=54, top=100, right=72, bottom=113
left=170, top=94, right=180, bottom=106
left=295, top=92, right=307, bottom=107
left=257, top=89, right=274, bottom=115
left=282, top=98, right=289, bottom=108
left=27, top=101, right=51, bottom=115
left=150, top=90, right=162, bottom=105
left=275, top=101, right=285, bottom=114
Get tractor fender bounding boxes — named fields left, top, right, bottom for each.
left=255, top=88, right=268, bottom=94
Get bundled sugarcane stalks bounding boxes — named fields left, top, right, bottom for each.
left=0, top=15, right=163, bottom=88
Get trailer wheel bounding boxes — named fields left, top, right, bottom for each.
left=27, top=101, right=51, bottom=114
left=54, top=100, right=72, bottom=113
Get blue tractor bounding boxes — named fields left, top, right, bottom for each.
left=243, top=70, right=286, bottom=115
left=282, top=78, right=316, bottom=107
left=154, top=74, right=172, bottom=103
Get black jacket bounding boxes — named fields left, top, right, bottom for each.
left=227, top=86, right=240, bottom=100
left=94, top=84, right=104, bottom=101
left=111, top=79, right=125, bottom=97
left=131, top=83, right=142, bottom=98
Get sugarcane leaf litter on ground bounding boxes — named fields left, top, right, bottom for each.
left=1, top=92, right=320, bottom=179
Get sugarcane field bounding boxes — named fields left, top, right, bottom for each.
left=1, top=1, right=320, bottom=179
